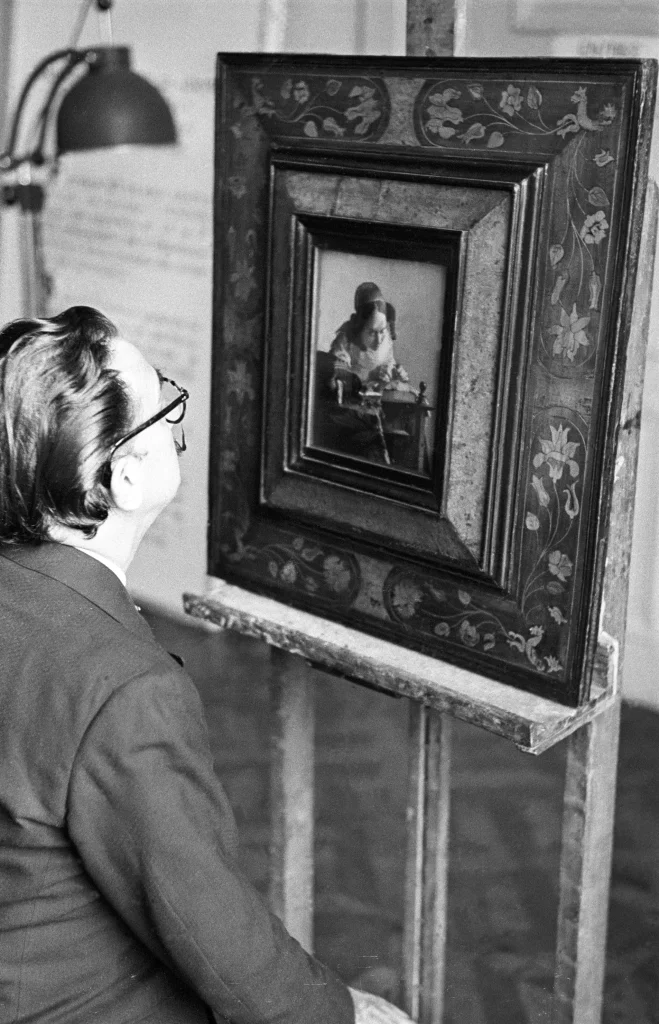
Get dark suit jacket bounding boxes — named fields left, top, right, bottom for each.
left=0, top=543, right=353, bottom=1024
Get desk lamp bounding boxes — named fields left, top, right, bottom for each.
left=0, top=0, right=177, bottom=315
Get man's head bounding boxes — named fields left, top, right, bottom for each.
left=0, top=306, right=183, bottom=546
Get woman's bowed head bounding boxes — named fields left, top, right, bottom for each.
left=329, top=281, right=409, bottom=390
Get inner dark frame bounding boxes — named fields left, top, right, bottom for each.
left=287, top=215, right=462, bottom=513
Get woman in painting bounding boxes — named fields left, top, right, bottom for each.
left=313, top=282, right=413, bottom=465
left=328, top=281, right=407, bottom=391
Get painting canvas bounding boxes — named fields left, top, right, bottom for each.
left=310, top=253, right=447, bottom=476
left=210, top=54, right=656, bottom=705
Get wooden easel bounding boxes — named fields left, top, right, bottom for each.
left=186, top=4, right=657, bottom=1022
left=185, top=584, right=620, bottom=1024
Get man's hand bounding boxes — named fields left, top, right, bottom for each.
left=349, top=987, right=414, bottom=1024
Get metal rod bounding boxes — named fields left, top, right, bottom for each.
left=98, top=3, right=114, bottom=45
left=68, top=0, right=95, bottom=48
left=1, top=49, right=76, bottom=162
left=32, top=52, right=84, bottom=161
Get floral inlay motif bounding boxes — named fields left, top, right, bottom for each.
left=229, top=260, right=256, bottom=302
left=594, top=149, right=614, bottom=167
left=390, top=579, right=424, bottom=619
left=521, top=419, right=585, bottom=650
left=580, top=210, right=609, bottom=245
left=248, top=75, right=388, bottom=140
left=226, top=361, right=255, bottom=405
left=549, top=606, right=568, bottom=625
left=425, top=88, right=464, bottom=138
left=533, top=424, right=580, bottom=481
left=323, top=555, right=353, bottom=593
left=548, top=550, right=573, bottom=582
left=384, top=571, right=559, bottom=674
left=548, top=305, right=591, bottom=361
left=418, top=80, right=616, bottom=151
left=260, top=538, right=360, bottom=602
left=417, top=80, right=618, bottom=373
left=226, top=226, right=259, bottom=309
left=384, top=416, right=584, bottom=675
left=499, top=84, right=523, bottom=117
left=222, top=518, right=361, bottom=606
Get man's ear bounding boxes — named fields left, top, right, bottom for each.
left=109, top=452, right=145, bottom=512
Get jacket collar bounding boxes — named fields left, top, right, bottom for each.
left=0, top=541, right=153, bottom=642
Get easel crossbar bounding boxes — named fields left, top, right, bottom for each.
left=185, top=581, right=617, bottom=755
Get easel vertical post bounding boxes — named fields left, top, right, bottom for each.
left=553, top=700, right=622, bottom=1023
left=404, top=705, right=452, bottom=1024
left=269, top=646, right=315, bottom=952
left=403, top=8, right=454, bottom=1021
left=258, top=0, right=288, bottom=51
left=406, top=0, right=455, bottom=57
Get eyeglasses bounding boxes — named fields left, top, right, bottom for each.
left=109, top=376, right=189, bottom=459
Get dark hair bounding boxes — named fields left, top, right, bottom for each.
left=343, top=281, right=396, bottom=343
left=0, top=305, right=133, bottom=543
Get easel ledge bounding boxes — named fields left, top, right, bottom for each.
left=184, top=579, right=618, bottom=755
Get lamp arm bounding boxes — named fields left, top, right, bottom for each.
left=1, top=48, right=79, bottom=166
left=32, top=52, right=89, bottom=163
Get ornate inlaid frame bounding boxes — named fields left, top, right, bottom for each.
left=209, top=55, right=656, bottom=705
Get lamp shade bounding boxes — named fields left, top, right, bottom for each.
left=56, top=46, right=176, bottom=154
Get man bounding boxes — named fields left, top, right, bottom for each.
left=0, top=307, right=411, bottom=1024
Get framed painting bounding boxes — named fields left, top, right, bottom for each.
left=209, top=54, right=656, bottom=705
